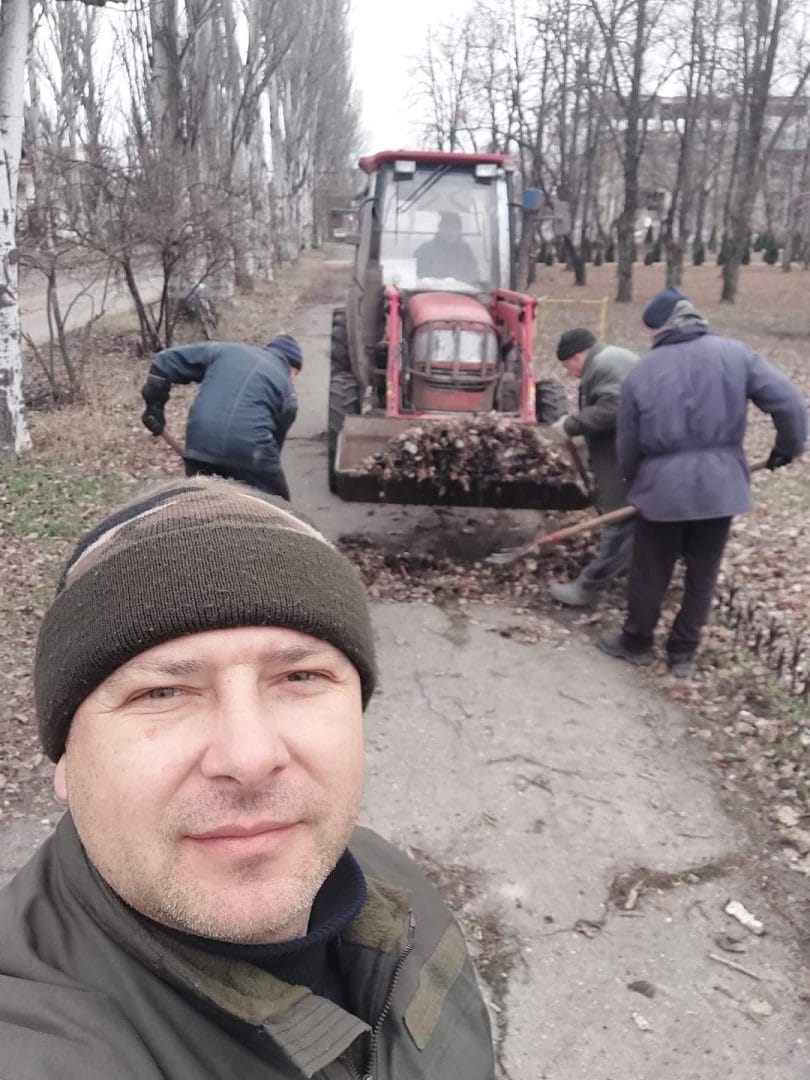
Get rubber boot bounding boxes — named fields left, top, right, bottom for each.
left=597, top=631, right=654, bottom=667
left=549, top=580, right=598, bottom=608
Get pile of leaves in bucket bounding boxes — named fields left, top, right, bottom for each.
left=360, top=415, right=586, bottom=497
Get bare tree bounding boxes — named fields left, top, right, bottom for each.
left=659, top=0, right=725, bottom=285
left=1, top=0, right=34, bottom=453
left=721, top=0, right=810, bottom=301
left=589, top=0, right=671, bottom=302
left=411, top=16, right=478, bottom=152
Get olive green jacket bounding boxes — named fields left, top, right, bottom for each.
left=0, top=816, right=494, bottom=1079
left=562, top=342, right=638, bottom=511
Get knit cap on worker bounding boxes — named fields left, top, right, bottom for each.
left=557, top=328, right=596, bottom=363
left=34, top=478, right=376, bottom=762
left=642, top=286, right=688, bottom=329
left=267, top=333, right=303, bottom=370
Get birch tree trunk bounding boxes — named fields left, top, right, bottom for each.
left=0, top=0, right=33, bottom=454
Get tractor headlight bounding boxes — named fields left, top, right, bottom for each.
left=475, top=163, right=499, bottom=180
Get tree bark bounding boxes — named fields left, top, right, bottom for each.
left=0, top=0, right=33, bottom=454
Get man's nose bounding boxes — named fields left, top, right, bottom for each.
left=198, top=681, right=292, bottom=784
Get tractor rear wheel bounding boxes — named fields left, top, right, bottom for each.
left=328, top=370, right=361, bottom=493
left=535, top=378, right=568, bottom=424
left=330, top=308, right=350, bottom=374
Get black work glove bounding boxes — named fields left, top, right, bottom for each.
left=140, top=372, right=171, bottom=436
left=141, top=404, right=165, bottom=436
left=766, top=447, right=793, bottom=471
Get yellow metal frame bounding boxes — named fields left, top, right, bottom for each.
left=535, top=295, right=609, bottom=340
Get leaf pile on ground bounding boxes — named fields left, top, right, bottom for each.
left=360, top=414, right=587, bottom=498
left=339, top=522, right=596, bottom=607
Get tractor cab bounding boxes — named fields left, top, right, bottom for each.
left=328, top=149, right=551, bottom=506
left=371, top=153, right=514, bottom=295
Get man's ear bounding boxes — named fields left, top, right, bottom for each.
left=53, top=756, right=68, bottom=804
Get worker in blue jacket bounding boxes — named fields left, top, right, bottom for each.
left=140, top=335, right=302, bottom=500
left=599, top=286, right=807, bottom=677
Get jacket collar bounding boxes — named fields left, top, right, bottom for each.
left=580, top=341, right=605, bottom=378
left=55, top=813, right=412, bottom=1077
left=651, top=324, right=709, bottom=349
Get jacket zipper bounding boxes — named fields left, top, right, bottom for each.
left=347, top=910, right=416, bottom=1080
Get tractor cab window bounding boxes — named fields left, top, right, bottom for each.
left=378, top=166, right=508, bottom=292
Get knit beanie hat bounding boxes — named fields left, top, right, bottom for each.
left=557, top=328, right=596, bottom=362
left=34, top=478, right=376, bottom=761
left=267, top=334, right=303, bottom=370
left=642, top=286, right=688, bottom=329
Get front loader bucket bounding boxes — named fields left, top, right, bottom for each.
left=334, top=417, right=592, bottom=510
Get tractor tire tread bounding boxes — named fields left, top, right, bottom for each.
left=535, top=378, right=568, bottom=424
left=330, top=310, right=351, bottom=375
left=328, top=370, right=361, bottom=493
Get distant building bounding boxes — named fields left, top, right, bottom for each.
left=595, top=93, right=810, bottom=244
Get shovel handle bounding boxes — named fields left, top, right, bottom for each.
left=159, top=430, right=185, bottom=459
left=522, top=459, right=769, bottom=552
left=566, top=439, right=594, bottom=498
left=539, top=505, right=636, bottom=546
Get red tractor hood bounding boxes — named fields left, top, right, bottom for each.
left=407, top=292, right=493, bottom=329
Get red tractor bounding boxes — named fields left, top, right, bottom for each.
left=329, top=149, right=568, bottom=506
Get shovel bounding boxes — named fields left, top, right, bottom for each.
left=158, top=430, right=184, bottom=459
left=486, top=459, right=769, bottom=567
left=486, top=505, right=635, bottom=566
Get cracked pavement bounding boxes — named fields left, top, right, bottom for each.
left=3, top=256, right=808, bottom=1078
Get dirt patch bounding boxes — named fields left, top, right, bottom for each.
left=608, top=857, right=739, bottom=909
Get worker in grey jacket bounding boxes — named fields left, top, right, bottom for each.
left=141, top=334, right=302, bottom=500
left=0, top=479, right=495, bottom=1079
left=600, top=286, right=807, bottom=676
left=546, top=328, right=638, bottom=607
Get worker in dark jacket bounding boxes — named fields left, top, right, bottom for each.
left=546, top=328, right=638, bottom=607
left=599, top=286, right=807, bottom=677
left=0, top=479, right=495, bottom=1080
left=416, top=211, right=480, bottom=284
left=141, top=334, right=302, bottom=500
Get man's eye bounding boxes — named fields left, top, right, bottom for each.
left=140, top=687, right=181, bottom=701
left=285, top=671, right=323, bottom=684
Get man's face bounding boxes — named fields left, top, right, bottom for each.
left=55, top=626, right=364, bottom=944
left=438, top=218, right=462, bottom=243
left=560, top=351, right=587, bottom=380
left=289, top=366, right=301, bottom=381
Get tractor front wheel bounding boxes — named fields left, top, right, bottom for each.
left=535, top=379, right=568, bottom=424
left=328, top=370, right=361, bottom=493
left=330, top=308, right=350, bottom=374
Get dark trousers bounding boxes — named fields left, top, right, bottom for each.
left=184, top=458, right=291, bottom=501
left=578, top=518, right=635, bottom=593
left=622, top=515, right=732, bottom=659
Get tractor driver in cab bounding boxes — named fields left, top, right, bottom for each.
left=415, top=210, right=480, bottom=285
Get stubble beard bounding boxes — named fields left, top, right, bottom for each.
left=79, top=782, right=361, bottom=945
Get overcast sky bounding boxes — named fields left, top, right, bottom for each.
left=350, top=0, right=474, bottom=154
